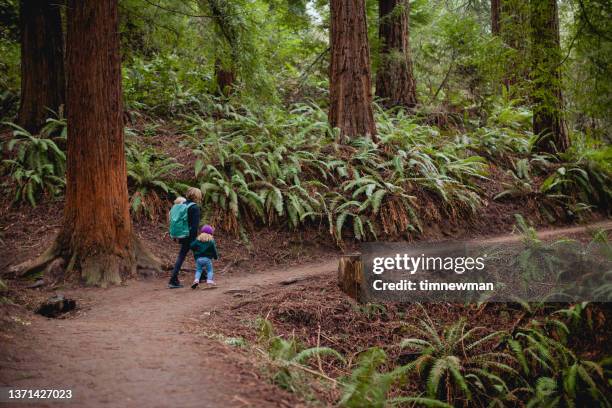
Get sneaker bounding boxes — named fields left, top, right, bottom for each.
left=168, top=282, right=184, bottom=289
left=206, top=280, right=217, bottom=286
left=191, top=280, right=200, bottom=289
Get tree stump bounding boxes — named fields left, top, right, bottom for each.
left=337, top=253, right=365, bottom=302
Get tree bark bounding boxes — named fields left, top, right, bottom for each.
left=13, top=0, right=160, bottom=285
left=375, top=0, right=417, bottom=109
left=491, top=0, right=501, bottom=35
left=214, top=58, right=235, bottom=96
left=206, top=0, right=237, bottom=95
left=530, top=0, right=570, bottom=153
left=17, top=0, right=65, bottom=133
left=329, top=0, right=377, bottom=142
left=498, top=0, right=530, bottom=89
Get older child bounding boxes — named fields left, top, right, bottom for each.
left=190, top=225, right=219, bottom=289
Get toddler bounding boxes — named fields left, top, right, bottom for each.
left=190, top=225, right=219, bottom=289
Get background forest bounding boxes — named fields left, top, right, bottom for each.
left=0, top=0, right=610, bottom=241
left=0, top=0, right=611, bottom=407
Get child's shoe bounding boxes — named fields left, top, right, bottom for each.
left=191, top=280, right=199, bottom=289
left=206, top=280, right=216, bottom=287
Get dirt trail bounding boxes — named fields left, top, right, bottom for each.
left=0, top=261, right=337, bottom=408
left=1, top=220, right=610, bottom=407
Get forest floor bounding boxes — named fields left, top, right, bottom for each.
left=0, top=260, right=336, bottom=408
left=1, top=221, right=610, bottom=407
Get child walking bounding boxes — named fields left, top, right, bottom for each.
left=190, top=225, right=219, bottom=289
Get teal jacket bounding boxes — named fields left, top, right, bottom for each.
left=190, top=239, right=219, bottom=261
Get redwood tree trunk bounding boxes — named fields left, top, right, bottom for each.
left=16, top=0, right=160, bottom=285
left=375, top=0, right=417, bottom=109
left=17, top=0, right=65, bottom=133
left=530, top=0, right=569, bottom=153
left=329, top=0, right=377, bottom=141
left=491, top=0, right=501, bottom=35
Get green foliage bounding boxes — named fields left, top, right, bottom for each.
left=492, top=132, right=611, bottom=218
left=511, top=214, right=572, bottom=285
left=251, top=304, right=612, bottom=407
left=540, top=137, right=612, bottom=213
left=510, top=320, right=610, bottom=407
left=256, top=318, right=344, bottom=394
left=340, top=347, right=412, bottom=408
left=125, top=145, right=183, bottom=219
left=1, top=120, right=66, bottom=206
left=187, top=103, right=487, bottom=242
left=412, top=3, right=510, bottom=107
left=568, top=0, right=612, bottom=137
left=400, top=313, right=516, bottom=405
left=0, top=4, right=19, bottom=122
left=123, top=53, right=214, bottom=115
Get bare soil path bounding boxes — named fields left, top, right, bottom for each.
left=0, top=261, right=337, bottom=408
left=1, top=220, right=610, bottom=408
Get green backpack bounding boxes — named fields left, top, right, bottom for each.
left=169, top=202, right=195, bottom=239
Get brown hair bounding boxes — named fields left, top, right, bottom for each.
left=185, top=187, right=202, bottom=203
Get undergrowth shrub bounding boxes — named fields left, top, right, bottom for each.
left=256, top=318, right=345, bottom=396
left=125, top=145, right=183, bottom=219
left=339, top=347, right=451, bottom=408
left=494, top=134, right=611, bottom=219
left=540, top=138, right=612, bottom=214
left=187, top=103, right=488, bottom=242
left=509, top=319, right=610, bottom=407
left=400, top=311, right=518, bottom=406
left=252, top=296, right=611, bottom=408
left=123, top=53, right=213, bottom=116
left=1, top=119, right=67, bottom=206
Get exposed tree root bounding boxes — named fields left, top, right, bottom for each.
left=133, top=237, right=162, bottom=277
left=7, top=241, right=60, bottom=278
left=8, top=234, right=161, bottom=287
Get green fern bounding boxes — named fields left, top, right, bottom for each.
left=2, top=121, right=66, bottom=206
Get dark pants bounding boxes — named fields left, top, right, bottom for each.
left=169, top=238, right=191, bottom=284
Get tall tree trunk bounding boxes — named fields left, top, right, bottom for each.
left=17, top=0, right=65, bottom=133
left=329, top=0, right=377, bottom=141
left=491, top=0, right=501, bottom=35
left=498, top=0, right=530, bottom=89
left=530, top=0, right=569, bottom=153
left=13, top=0, right=160, bottom=285
left=206, top=0, right=237, bottom=95
left=375, top=0, right=417, bottom=109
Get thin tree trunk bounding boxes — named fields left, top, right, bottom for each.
left=375, top=0, right=417, bottom=109
left=530, top=0, right=569, bottom=153
left=206, top=0, right=237, bottom=95
left=499, top=0, right=530, bottom=89
left=491, top=0, right=502, bottom=35
left=13, top=0, right=160, bottom=285
left=17, top=0, right=65, bottom=133
left=214, top=58, right=235, bottom=96
left=329, top=0, right=377, bottom=141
